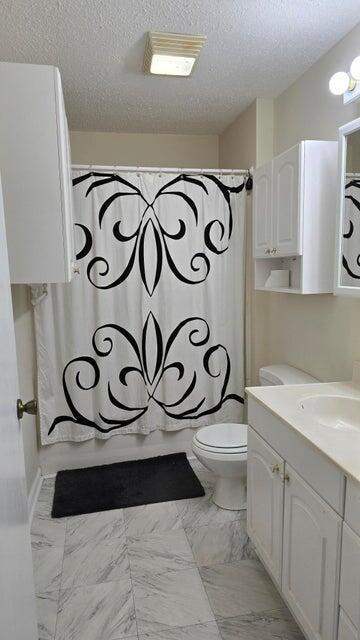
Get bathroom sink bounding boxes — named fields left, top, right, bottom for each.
left=298, top=395, right=360, bottom=431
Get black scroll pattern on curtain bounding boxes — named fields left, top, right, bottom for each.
left=72, top=172, right=245, bottom=295
left=342, top=179, right=360, bottom=279
left=48, top=314, right=244, bottom=435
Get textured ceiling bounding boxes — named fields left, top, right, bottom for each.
left=0, top=1, right=358, bottom=134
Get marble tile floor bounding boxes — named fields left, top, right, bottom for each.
left=32, top=459, right=305, bottom=640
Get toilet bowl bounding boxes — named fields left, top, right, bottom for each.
left=193, top=423, right=248, bottom=510
left=192, top=364, right=318, bottom=511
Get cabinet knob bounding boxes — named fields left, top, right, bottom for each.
left=271, top=463, right=280, bottom=473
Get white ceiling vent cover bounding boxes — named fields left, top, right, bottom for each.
left=144, top=31, right=206, bottom=77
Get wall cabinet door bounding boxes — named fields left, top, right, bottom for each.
left=247, top=427, right=284, bottom=586
left=253, top=163, right=272, bottom=258
left=272, top=145, right=302, bottom=256
left=0, top=62, right=74, bottom=283
left=282, top=465, right=342, bottom=640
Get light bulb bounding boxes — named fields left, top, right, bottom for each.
left=350, top=56, right=360, bottom=81
left=329, top=71, right=351, bottom=95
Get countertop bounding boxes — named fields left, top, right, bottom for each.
left=246, top=380, right=360, bottom=485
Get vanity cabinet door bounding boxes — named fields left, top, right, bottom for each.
left=282, top=465, right=342, bottom=640
left=247, top=427, right=284, bottom=586
left=253, top=162, right=272, bottom=258
left=340, top=524, right=360, bottom=633
left=338, top=609, right=359, bottom=640
left=272, top=144, right=302, bottom=257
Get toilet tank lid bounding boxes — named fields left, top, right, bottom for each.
left=259, top=364, right=318, bottom=385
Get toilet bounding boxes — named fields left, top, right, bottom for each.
left=192, top=364, right=318, bottom=510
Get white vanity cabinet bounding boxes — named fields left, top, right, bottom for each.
left=247, top=425, right=342, bottom=640
left=0, top=62, right=75, bottom=283
left=247, top=403, right=344, bottom=640
left=247, top=428, right=284, bottom=586
left=253, top=140, right=337, bottom=293
left=339, top=524, right=360, bottom=637
left=338, top=609, right=358, bottom=640
left=339, top=479, right=360, bottom=639
left=282, top=465, right=342, bottom=640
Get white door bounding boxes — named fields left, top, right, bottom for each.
left=247, top=428, right=284, bottom=586
left=253, top=162, right=272, bottom=257
left=282, top=465, right=342, bottom=640
left=272, top=144, right=302, bottom=256
left=0, top=176, right=38, bottom=640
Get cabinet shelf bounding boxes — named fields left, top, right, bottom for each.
left=255, top=286, right=301, bottom=294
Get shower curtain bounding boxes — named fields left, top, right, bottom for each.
left=33, top=169, right=246, bottom=444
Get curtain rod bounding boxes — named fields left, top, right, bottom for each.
left=72, top=163, right=251, bottom=176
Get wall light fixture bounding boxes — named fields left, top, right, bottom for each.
left=329, top=55, right=360, bottom=103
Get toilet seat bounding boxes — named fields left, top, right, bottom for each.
left=194, top=423, right=247, bottom=455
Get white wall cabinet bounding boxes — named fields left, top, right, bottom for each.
left=247, top=428, right=284, bottom=586
left=282, top=465, right=342, bottom=640
left=272, top=144, right=301, bottom=256
left=0, top=62, right=75, bottom=283
left=253, top=163, right=272, bottom=257
left=253, top=140, right=338, bottom=293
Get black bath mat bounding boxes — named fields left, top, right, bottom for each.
left=52, top=452, right=204, bottom=518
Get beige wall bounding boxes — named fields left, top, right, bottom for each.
left=263, top=22, right=360, bottom=382
left=219, top=101, right=257, bottom=169
left=70, top=131, right=219, bottom=167
left=219, top=99, right=273, bottom=384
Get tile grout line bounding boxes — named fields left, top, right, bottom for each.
left=32, top=476, right=63, bottom=640
left=51, top=487, right=66, bottom=640
left=123, top=510, right=140, bottom=640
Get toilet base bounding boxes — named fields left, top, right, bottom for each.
left=212, top=476, right=247, bottom=511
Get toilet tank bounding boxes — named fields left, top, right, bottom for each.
left=259, top=364, right=318, bottom=386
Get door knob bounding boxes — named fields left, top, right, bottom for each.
left=17, top=398, right=38, bottom=420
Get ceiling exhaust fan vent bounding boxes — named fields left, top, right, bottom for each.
left=144, top=31, right=206, bottom=77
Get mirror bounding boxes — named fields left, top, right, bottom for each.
left=335, top=117, right=360, bottom=295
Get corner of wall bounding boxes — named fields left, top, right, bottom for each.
left=255, top=98, right=274, bottom=168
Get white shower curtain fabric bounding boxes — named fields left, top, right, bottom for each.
left=34, top=169, right=246, bottom=444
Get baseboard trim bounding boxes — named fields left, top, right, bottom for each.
left=28, top=467, right=43, bottom=524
